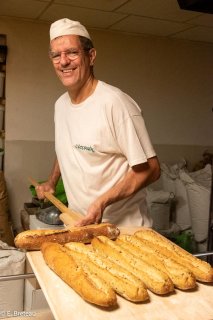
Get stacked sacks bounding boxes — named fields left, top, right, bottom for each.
left=147, top=159, right=191, bottom=235
left=152, top=159, right=211, bottom=252
left=179, top=164, right=212, bottom=252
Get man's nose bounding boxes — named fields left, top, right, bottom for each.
left=60, top=52, right=70, bottom=65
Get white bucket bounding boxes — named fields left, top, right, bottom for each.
left=0, top=105, right=4, bottom=130
left=0, top=72, right=5, bottom=98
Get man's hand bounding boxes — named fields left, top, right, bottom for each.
left=35, top=158, right=61, bottom=200
left=35, top=181, right=55, bottom=200
left=74, top=201, right=104, bottom=227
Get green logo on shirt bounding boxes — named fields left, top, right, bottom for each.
left=74, top=144, right=95, bottom=152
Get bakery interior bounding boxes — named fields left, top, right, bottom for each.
left=0, top=0, right=213, bottom=319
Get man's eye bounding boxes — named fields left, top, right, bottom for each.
left=51, top=53, right=60, bottom=59
left=67, top=50, right=78, bottom=56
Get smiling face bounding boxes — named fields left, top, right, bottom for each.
left=49, top=35, right=96, bottom=93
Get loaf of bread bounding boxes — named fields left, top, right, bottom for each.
left=116, top=235, right=196, bottom=290
left=91, top=236, right=174, bottom=295
left=135, top=228, right=213, bottom=283
left=14, top=223, right=120, bottom=250
left=65, top=242, right=149, bottom=302
left=41, top=242, right=117, bottom=307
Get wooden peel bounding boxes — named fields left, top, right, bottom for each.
left=28, top=177, right=83, bottom=226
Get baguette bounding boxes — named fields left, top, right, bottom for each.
left=116, top=235, right=196, bottom=290
left=135, top=229, right=213, bottom=283
left=65, top=242, right=149, bottom=302
left=15, top=223, right=120, bottom=250
left=91, top=236, right=174, bottom=295
left=41, top=242, right=117, bottom=307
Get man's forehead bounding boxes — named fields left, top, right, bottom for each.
left=50, top=34, right=81, bottom=49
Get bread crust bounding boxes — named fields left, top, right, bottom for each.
left=135, top=229, right=213, bottom=283
left=91, top=236, right=174, bottom=295
left=14, top=223, right=120, bottom=250
left=65, top=242, right=149, bottom=302
left=117, top=235, right=196, bottom=290
left=41, top=242, right=117, bottom=307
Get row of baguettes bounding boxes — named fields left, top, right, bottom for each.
left=41, top=234, right=175, bottom=307
left=41, top=228, right=213, bottom=307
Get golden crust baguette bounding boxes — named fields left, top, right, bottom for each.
left=91, top=236, right=174, bottom=295
left=135, top=229, right=213, bottom=283
left=41, top=242, right=117, bottom=307
left=65, top=242, right=149, bottom=302
left=15, top=223, right=120, bottom=250
left=117, top=235, right=196, bottom=290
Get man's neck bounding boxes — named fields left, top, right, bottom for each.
left=68, top=76, right=98, bottom=104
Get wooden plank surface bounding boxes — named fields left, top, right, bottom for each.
left=27, top=227, right=213, bottom=320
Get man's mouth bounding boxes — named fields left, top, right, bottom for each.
left=61, top=67, right=76, bottom=74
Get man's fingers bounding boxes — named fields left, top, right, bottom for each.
left=74, top=217, right=95, bottom=227
left=35, top=185, right=45, bottom=199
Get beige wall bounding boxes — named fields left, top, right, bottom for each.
left=0, top=17, right=212, bottom=229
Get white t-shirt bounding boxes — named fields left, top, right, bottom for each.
left=54, top=81, right=156, bottom=226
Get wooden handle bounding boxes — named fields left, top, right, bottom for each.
left=59, top=213, right=78, bottom=227
left=43, top=192, right=82, bottom=222
left=28, top=177, right=83, bottom=224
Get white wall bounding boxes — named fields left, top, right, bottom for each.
left=0, top=17, right=212, bottom=229
left=94, top=32, right=213, bottom=146
left=4, top=19, right=62, bottom=141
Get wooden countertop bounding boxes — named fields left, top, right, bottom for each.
left=26, top=226, right=213, bottom=320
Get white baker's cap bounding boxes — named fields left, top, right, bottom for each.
left=50, top=18, right=91, bottom=41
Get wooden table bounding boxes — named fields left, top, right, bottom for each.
left=27, top=227, right=213, bottom=320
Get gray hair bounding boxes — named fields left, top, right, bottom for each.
left=79, top=36, right=94, bottom=52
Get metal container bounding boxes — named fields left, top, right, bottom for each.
left=36, top=206, right=63, bottom=225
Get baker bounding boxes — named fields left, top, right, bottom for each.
left=36, top=18, right=160, bottom=227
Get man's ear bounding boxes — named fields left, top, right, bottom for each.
left=89, top=48, right=96, bottom=66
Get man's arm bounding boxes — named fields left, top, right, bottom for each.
left=75, top=156, right=160, bottom=226
left=36, top=158, right=61, bottom=199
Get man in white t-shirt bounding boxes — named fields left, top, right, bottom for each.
left=36, top=18, right=160, bottom=227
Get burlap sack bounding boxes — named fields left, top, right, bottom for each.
left=0, top=171, right=14, bottom=245
left=0, top=215, right=14, bottom=246
left=0, top=171, right=9, bottom=216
